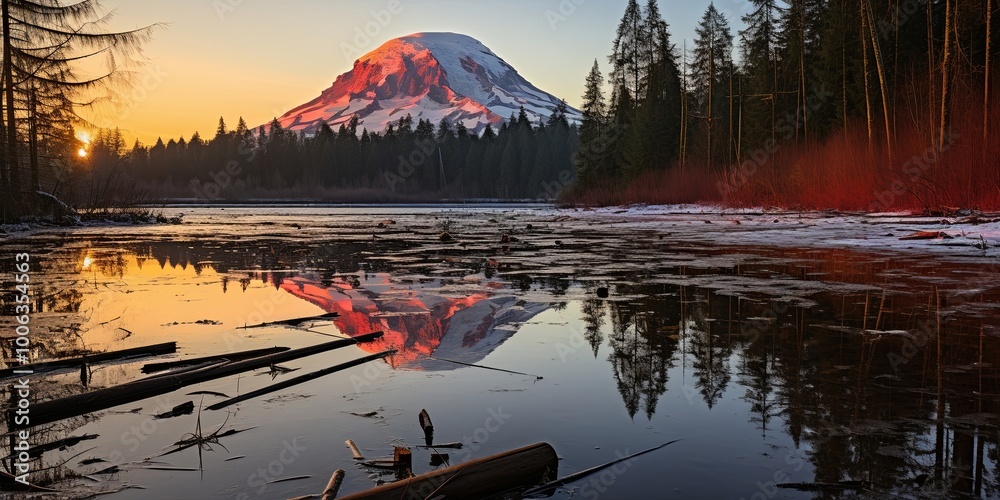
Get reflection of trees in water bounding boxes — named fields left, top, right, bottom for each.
left=93, top=254, right=128, bottom=279
left=739, top=337, right=780, bottom=437
left=605, top=285, right=680, bottom=420
left=988, top=440, right=998, bottom=497
left=581, top=298, right=605, bottom=358
left=683, top=289, right=732, bottom=409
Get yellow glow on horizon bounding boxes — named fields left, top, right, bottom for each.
left=77, top=132, right=90, bottom=144
left=78, top=148, right=88, bottom=158
left=82, top=256, right=94, bottom=269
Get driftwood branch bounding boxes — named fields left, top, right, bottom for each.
left=0, top=342, right=176, bottom=378
left=24, top=333, right=384, bottom=426
left=205, top=350, right=396, bottom=411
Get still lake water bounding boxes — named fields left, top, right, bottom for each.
left=2, top=206, right=998, bottom=499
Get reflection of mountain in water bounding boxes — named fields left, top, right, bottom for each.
left=281, top=276, right=547, bottom=368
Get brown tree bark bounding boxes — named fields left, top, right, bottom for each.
left=940, top=0, right=955, bottom=149
left=985, top=0, right=992, bottom=161
left=862, top=0, right=874, bottom=146
left=866, top=0, right=895, bottom=164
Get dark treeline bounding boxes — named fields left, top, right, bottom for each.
left=572, top=0, right=998, bottom=209
left=93, top=104, right=578, bottom=201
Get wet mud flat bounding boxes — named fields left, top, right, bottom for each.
left=0, top=205, right=998, bottom=498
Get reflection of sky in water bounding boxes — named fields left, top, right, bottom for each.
left=4, top=207, right=999, bottom=499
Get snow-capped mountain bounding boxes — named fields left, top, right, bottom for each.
left=273, top=32, right=580, bottom=135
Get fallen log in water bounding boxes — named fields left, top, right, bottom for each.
left=338, top=442, right=558, bottom=500
left=346, top=439, right=365, bottom=460
left=0, top=342, right=177, bottom=378
left=205, top=350, right=396, bottom=410
left=777, top=480, right=866, bottom=491
left=141, top=346, right=290, bottom=373
left=321, top=469, right=345, bottom=500
left=26, top=332, right=384, bottom=427
left=238, top=312, right=340, bottom=329
left=415, top=442, right=463, bottom=449
left=165, top=331, right=382, bottom=387
left=29, top=433, right=98, bottom=459
left=418, top=409, right=434, bottom=445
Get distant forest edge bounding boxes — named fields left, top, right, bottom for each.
left=96, top=106, right=578, bottom=203
left=2, top=0, right=997, bottom=220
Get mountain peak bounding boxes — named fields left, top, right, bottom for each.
left=275, top=32, right=579, bottom=135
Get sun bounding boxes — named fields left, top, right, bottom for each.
left=76, top=131, right=90, bottom=158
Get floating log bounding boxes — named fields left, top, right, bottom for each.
left=346, top=440, right=365, bottom=460
left=141, top=346, right=290, bottom=373
left=418, top=409, right=434, bottom=445
left=338, top=442, right=558, bottom=500
left=418, top=409, right=434, bottom=433
left=30, top=434, right=98, bottom=459
left=154, top=401, right=195, bottom=419
left=206, top=350, right=396, bottom=411
left=26, top=333, right=384, bottom=427
left=416, top=442, right=463, bottom=449
left=143, top=360, right=228, bottom=380
left=321, top=469, right=345, bottom=500
left=0, top=342, right=177, bottom=378
left=180, top=332, right=381, bottom=385
left=360, top=459, right=397, bottom=470
left=239, top=312, right=340, bottom=329
left=777, top=480, right=865, bottom=491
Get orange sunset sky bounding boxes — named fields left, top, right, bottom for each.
left=90, top=0, right=740, bottom=145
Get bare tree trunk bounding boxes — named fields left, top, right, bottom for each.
left=680, top=40, right=687, bottom=170
left=729, top=62, right=734, bottom=165
left=862, top=0, right=874, bottom=146
left=893, top=0, right=900, bottom=138
left=708, top=41, right=715, bottom=169
left=800, top=34, right=808, bottom=143
left=738, top=75, right=743, bottom=165
left=866, top=0, right=895, bottom=164
left=28, top=87, right=38, bottom=191
left=3, top=0, right=20, bottom=195
left=843, top=32, right=849, bottom=147
left=0, top=66, right=6, bottom=197
left=772, top=47, right=778, bottom=145
left=940, top=0, right=955, bottom=149
left=928, top=0, right=937, bottom=145
left=986, top=0, right=992, bottom=162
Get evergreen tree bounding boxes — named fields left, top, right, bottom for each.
left=740, top=0, right=781, bottom=148
left=481, top=123, right=497, bottom=140
left=577, top=60, right=607, bottom=188
left=609, top=0, right=645, bottom=99
left=215, top=117, right=228, bottom=139
left=625, top=1, right=683, bottom=175
left=691, top=3, right=734, bottom=167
